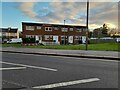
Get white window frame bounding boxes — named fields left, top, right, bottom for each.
left=75, top=36, right=79, bottom=40
left=61, top=36, right=67, bottom=40
left=54, top=27, right=59, bottom=30
left=26, top=26, right=34, bottom=31
left=44, top=35, right=52, bottom=40
left=75, top=36, right=82, bottom=40
left=69, top=28, right=74, bottom=31
left=10, top=33, right=16, bottom=36
left=45, top=27, right=52, bottom=31
left=61, top=28, right=68, bottom=32
left=26, top=35, right=35, bottom=38
left=76, top=28, right=82, bottom=32
left=36, top=26, right=42, bottom=30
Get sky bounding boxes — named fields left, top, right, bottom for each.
left=1, top=0, right=119, bottom=31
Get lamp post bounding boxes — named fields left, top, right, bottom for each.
left=8, top=27, right=11, bottom=41
left=64, top=20, right=66, bottom=45
left=85, top=0, right=89, bottom=50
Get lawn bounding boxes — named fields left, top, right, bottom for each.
left=1, top=43, right=120, bottom=51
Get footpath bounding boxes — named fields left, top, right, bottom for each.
left=1, top=47, right=120, bottom=60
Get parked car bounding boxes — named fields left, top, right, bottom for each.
left=116, top=38, right=120, bottom=43
left=7, top=38, right=22, bottom=44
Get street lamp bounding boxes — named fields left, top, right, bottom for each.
left=64, top=20, right=66, bottom=45
left=85, top=0, right=89, bottom=50
left=8, top=27, right=11, bottom=41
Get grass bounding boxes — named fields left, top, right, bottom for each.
left=1, top=43, right=120, bottom=51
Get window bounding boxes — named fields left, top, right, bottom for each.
left=10, top=33, right=16, bottom=36
left=2, top=33, right=6, bottom=36
left=54, top=27, right=59, bottom=30
left=45, top=27, right=52, bottom=31
left=70, top=28, right=73, bottom=31
left=75, top=36, right=82, bottom=40
left=36, top=26, right=42, bottom=30
left=76, top=28, right=82, bottom=32
left=82, top=28, right=86, bottom=31
left=49, top=28, right=52, bottom=31
left=0, top=32, right=2, bottom=37
left=26, top=26, right=34, bottom=30
left=61, top=36, right=67, bottom=40
left=45, top=27, right=48, bottom=31
left=26, top=35, right=35, bottom=38
left=61, top=28, right=68, bottom=32
left=44, top=35, right=52, bottom=40
left=75, top=36, right=79, bottom=40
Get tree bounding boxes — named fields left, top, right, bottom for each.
left=101, top=24, right=109, bottom=37
left=19, top=31, right=23, bottom=38
left=102, top=24, right=108, bottom=34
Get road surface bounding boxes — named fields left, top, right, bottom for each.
left=1, top=52, right=118, bottom=89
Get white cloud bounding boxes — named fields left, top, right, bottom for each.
left=18, top=1, right=118, bottom=30
left=19, top=1, right=37, bottom=18
left=2, top=0, right=119, bottom=2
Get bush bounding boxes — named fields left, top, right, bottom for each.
left=22, top=38, right=35, bottom=43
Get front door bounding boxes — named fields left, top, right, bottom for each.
left=68, top=36, right=73, bottom=44
left=53, top=36, right=58, bottom=43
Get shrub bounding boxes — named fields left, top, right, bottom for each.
left=22, top=38, right=35, bottom=43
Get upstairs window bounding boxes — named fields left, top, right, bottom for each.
left=45, top=27, right=52, bottom=31
left=76, top=28, right=82, bottom=32
left=82, top=28, right=86, bottom=31
left=61, top=28, right=68, bottom=32
left=36, top=26, right=42, bottom=30
left=26, top=26, right=34, bottom=31
left=54, top=27, right=59, bottom=30
left=69, top=28, right=74, bottom=31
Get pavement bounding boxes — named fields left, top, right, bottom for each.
left=1, top=47, right=120, bottom=60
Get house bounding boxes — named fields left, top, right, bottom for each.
left=22, top=22, right=87, bottom=45
left=0, top=27, right=19, bottom=43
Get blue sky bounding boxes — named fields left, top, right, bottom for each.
left=1, top=1, right=119, bottom=31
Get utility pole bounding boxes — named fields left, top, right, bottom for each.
left=85, top=0, right=89, bottom=50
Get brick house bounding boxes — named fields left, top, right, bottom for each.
left=0, top=27, right=19, bottom=42
left=22, top=22, right=87, bottom=45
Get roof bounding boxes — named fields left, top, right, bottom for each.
left=0, top=28, right=18, bottom=33
left=22, top=22, right=87, bottom=28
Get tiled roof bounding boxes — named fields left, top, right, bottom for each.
left=0, top=28, right=18, bottom=33
left=22, top=22, right=87, bottom=28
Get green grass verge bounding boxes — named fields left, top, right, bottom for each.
left=1, top=43, right=120, bottom=51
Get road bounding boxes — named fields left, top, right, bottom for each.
left=1, top=52, right=119, bottom=89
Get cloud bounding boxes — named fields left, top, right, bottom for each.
left=18, top=1, right=118, bottom=30
left=89, top=2, right=118, bottom=28
left=19, top=1, right=37, bottom=18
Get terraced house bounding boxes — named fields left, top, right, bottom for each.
left=22, top=22, right=87, bottom=45
left=0, top=27, right=19, bottom=42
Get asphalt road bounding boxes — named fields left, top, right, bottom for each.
left=1, top=52, right=119, bottom=90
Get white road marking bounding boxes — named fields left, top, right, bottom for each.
left=0, top=61, right=57, bottom=72
left=0, top=67, right=26, bottom=70
left=32, top=78, right=100, bottom=89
